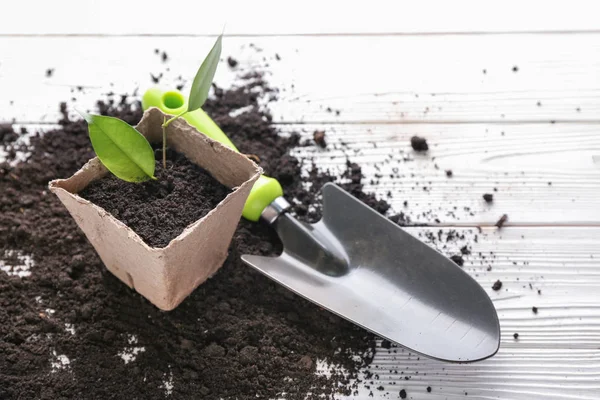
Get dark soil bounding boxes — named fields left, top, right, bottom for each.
left=495, top=214, right=508, bottom=228
left=0, top=74, right=383, bottom=399
left=1, top=124, right=19, bottom=143
left=492, top=280, right=503, bottom=291
left=483, top=193, right=494, bottom=203
left=450, top=255, right=464, bottom=267
left=150, top=73, right=162, bottom=84
left=227, top=57, right=238, bottom=68
left=410, top=136, right=428, bottom=152
left=0, top=63, right=493, bottom=398
left=313, top=130, right=326, bottom=148
left=79, top=148, right=230, bottom=248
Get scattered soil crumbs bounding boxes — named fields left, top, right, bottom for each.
left=483, top=193, right=494, bottom=203
left=0, top=74, right=384, bottom=400
left=492, top=280, right=503, bottom=291
left=450, top=255, right=464, bottom=267
left=513, top=333, right=519, bottom=339
left=227, top=57, right=239, bottom=68
left=150, top=72, right=163, bottom=84
left=0, top=124, right=19, bottom=143
left=410, top=136, right=428, bottom=152
left=495, top=214, right=508, bottom=228
left=400, top=388, right=407, bottom=399
left=79, top=148, right=230, bottom=248
left=313, top=130, right=326, bottom=148
left=532, top=306, right=538, bottom=314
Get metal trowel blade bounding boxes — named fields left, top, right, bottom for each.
left=242, top=183, right=500, bottom=362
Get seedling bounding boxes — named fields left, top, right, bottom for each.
left=159, top=34, right=222, bottom=169
left=79, top=34, right=223, bottom=182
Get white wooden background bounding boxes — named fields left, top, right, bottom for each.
left=1, top=2, right=599, bottom=399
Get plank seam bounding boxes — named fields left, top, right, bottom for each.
left=4, top=30, right=600, bottom=38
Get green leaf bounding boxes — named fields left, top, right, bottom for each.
left=82, top=113, right=156, bottom=182
left=188, top=34, right=222, bottom=112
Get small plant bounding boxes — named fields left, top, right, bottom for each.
left=79, top=34, right=222, bottom=182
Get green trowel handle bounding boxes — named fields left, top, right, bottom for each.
left=142, top=87, right=283, bottom=222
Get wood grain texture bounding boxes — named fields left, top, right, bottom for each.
left=329, top=348, right=600, bottom=399
left=1, top=27, right=600, bottom=399
left=283, top=122, right=600, bottom=225
left=258, top=36, right=600, bottom=124
left=2, top=0, right=599, bottom=36
left=2, top=35, right=600, bottom=124
left=9, top=120, right=600, bottom=225
left=319, top=227, right=600, bottom=399
left=1, top=34, right=599, bottom=225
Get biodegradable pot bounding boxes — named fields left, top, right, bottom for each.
left=49, top=107, right=262, bottom=311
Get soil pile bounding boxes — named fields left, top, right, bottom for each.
left=0, top=75, right=386, bottom=399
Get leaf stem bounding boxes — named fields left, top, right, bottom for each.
left=162, top=116, right=167, bottom=168
left=162, top=111, right=187, bottom=128
left=160, top=111, right=187, bottom=169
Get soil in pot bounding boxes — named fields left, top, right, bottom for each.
left=79, top=146, right=230, bottom=248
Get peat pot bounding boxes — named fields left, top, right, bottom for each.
left=49, top=107, right=261, bottom=310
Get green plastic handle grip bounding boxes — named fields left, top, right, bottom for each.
left=141, top=87, right=283, bottom=222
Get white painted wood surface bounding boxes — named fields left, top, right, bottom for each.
left=2, top=35, right=599, bottom=225
left=1, top=5, right=599, bottom=399
left=359, top=227, right=600, bottom=399
left=2, top=0, right=599, bottom=35
left=3, top=35, right=600, bottom=124
left=287, top=122, right=600, bottom=226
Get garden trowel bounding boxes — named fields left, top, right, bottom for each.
left=142, top=88, right=501, bottom=363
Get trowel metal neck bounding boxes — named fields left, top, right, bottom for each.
left=260, top=197, right=291, bottom=225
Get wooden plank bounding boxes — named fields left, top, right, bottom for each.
left=6, top=120, right=600, bottom=226
left=333, top=348, right=600, bottom=399
left=1, top=34, right=591, bottom=225
left=284, top=123, right=600, bottom=225
left=327, top=226, right=600, bottom=399
left=1, top=35, right=600, bottom=124
left=1, top=35, right=599, bottom=225
left=261, top=35, right=600, bottom=123
left=2, top=0, right=599, bottom=36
